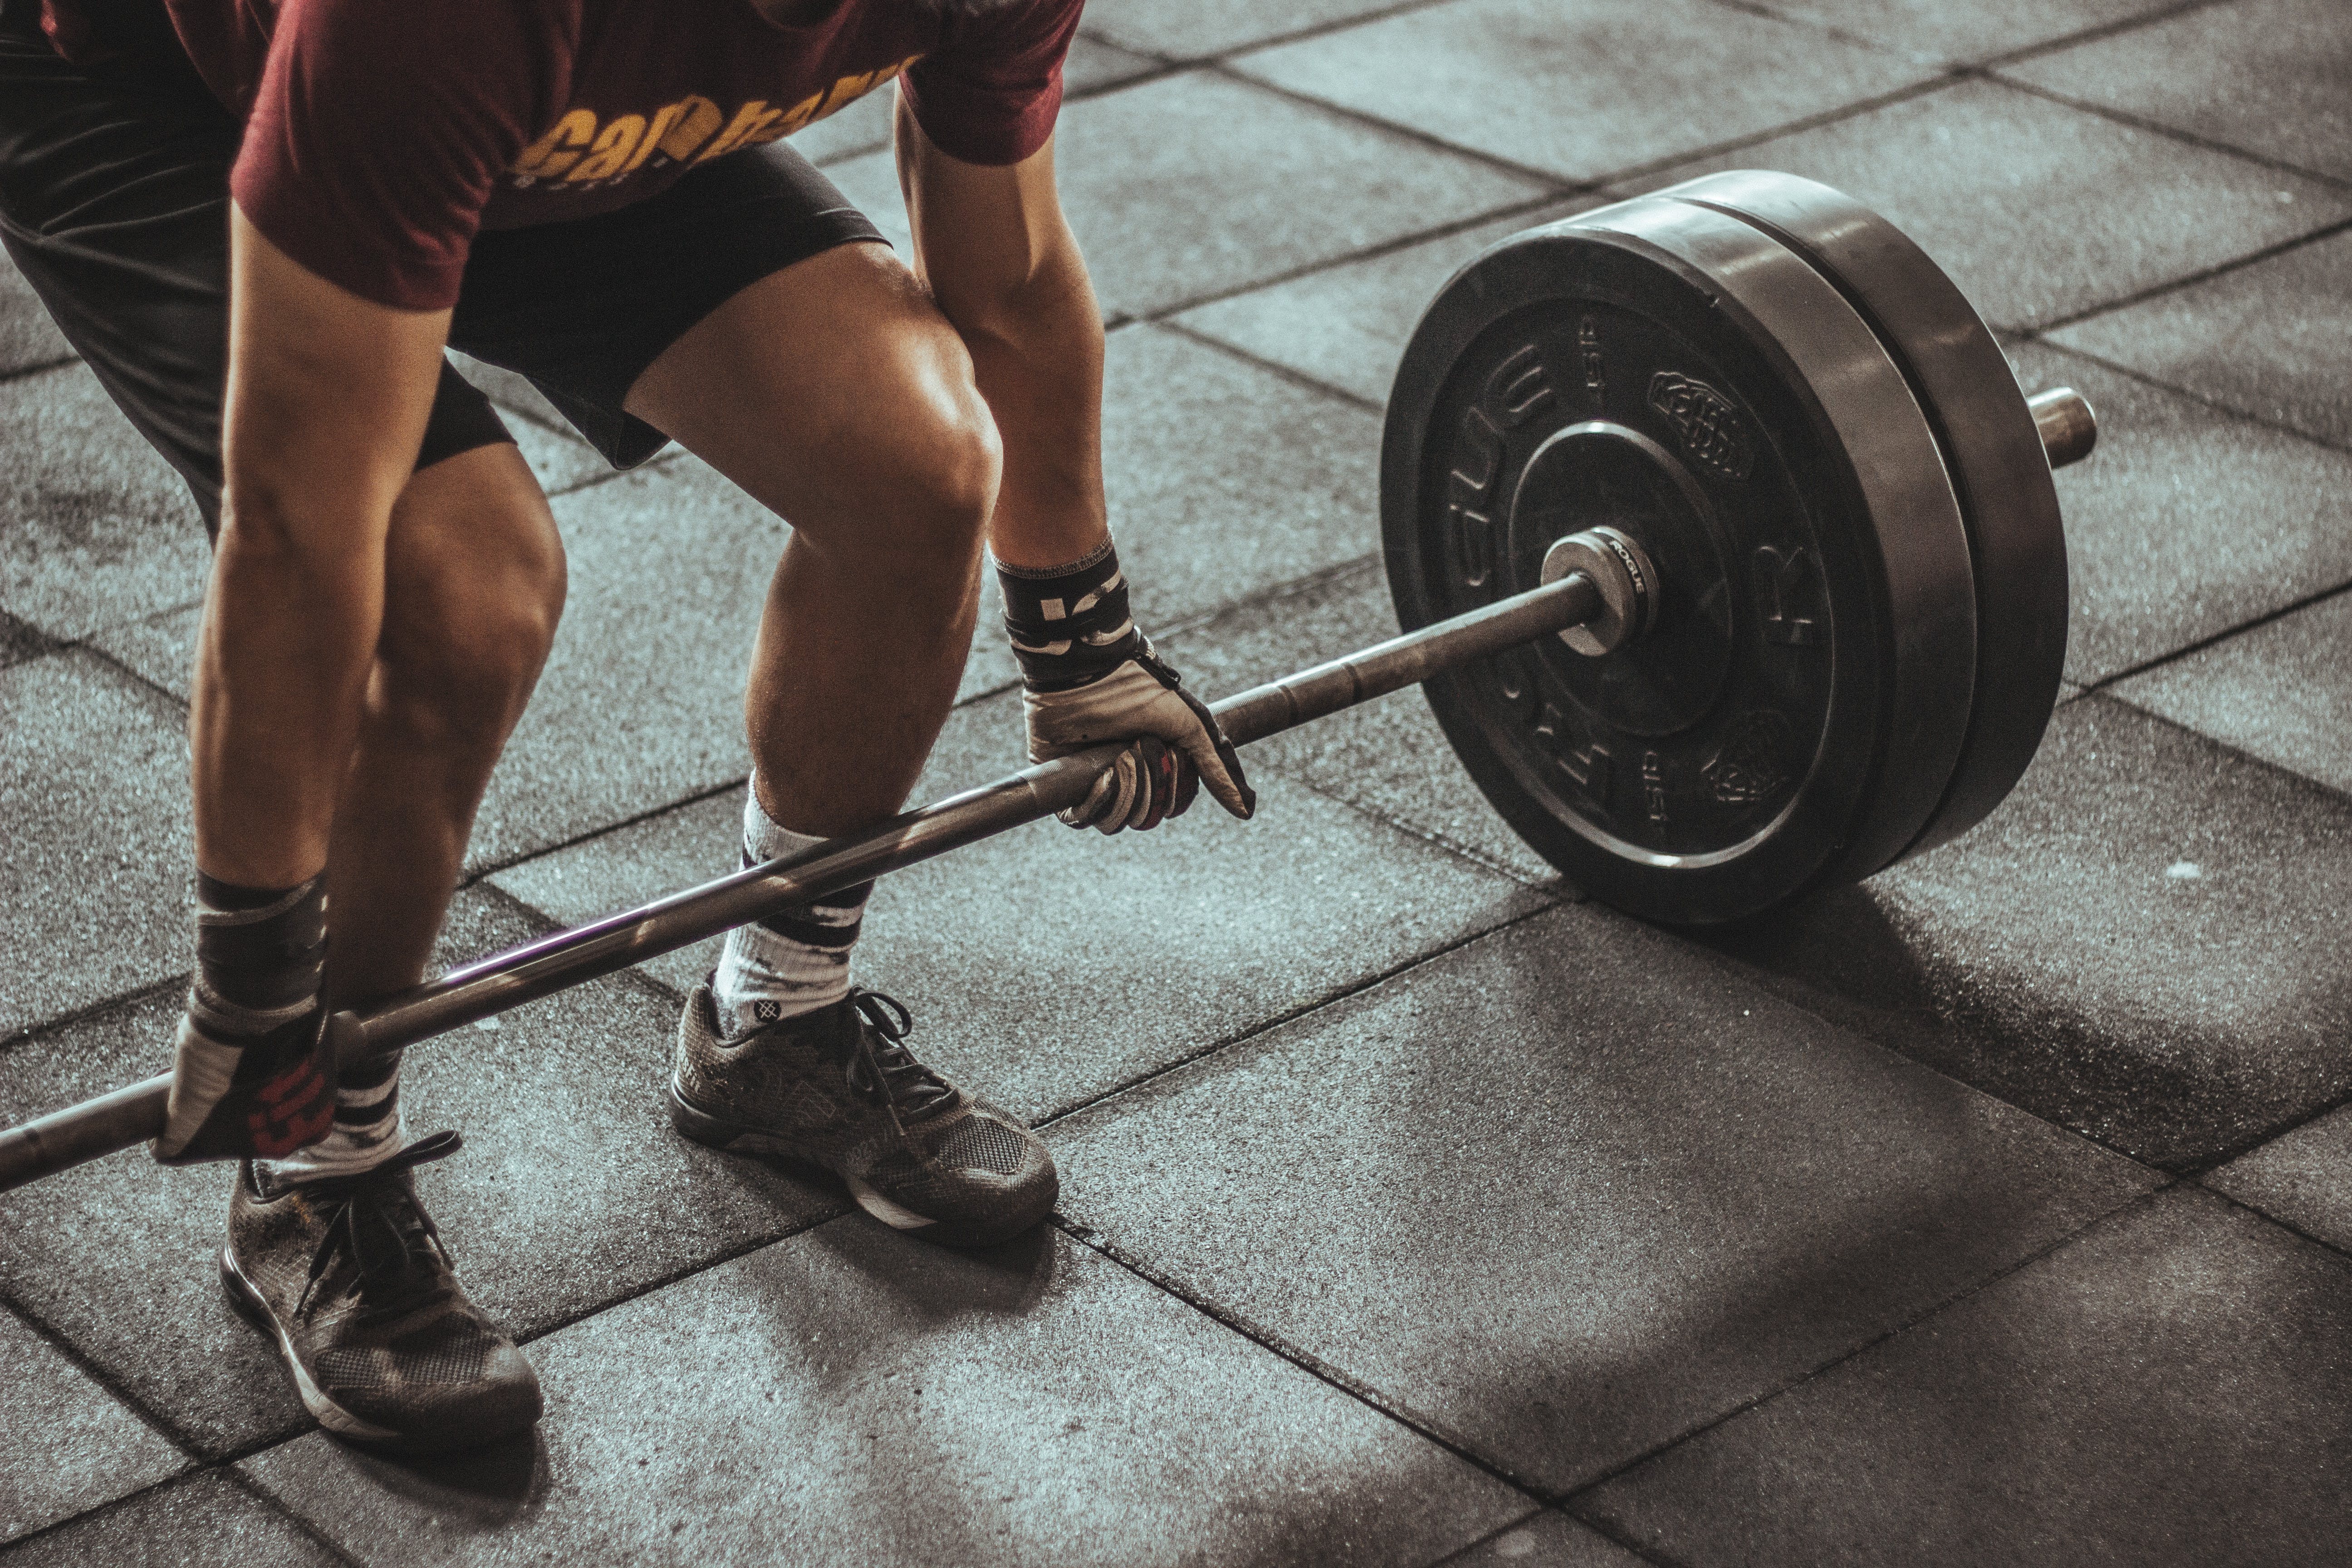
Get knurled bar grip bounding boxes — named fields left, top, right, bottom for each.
left=0, top=571, right=1604, bottom=1192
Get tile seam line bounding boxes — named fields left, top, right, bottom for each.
left=1137, top=189, right=1579, bottom=327
left=1053, top=1218, right=1558, bottom=1506
left=2023, top=213, right=2352, bottom=336
left=509, top=1205, right=854, bottom=1349
left=2097, top=676, right=2352, bottom=809
left=0, top=970, right=187, bottom=1057
left=0, top=1286, right=213, bottom=1471
left=2076, top=578, right=2352, bottom=730
left=1960, top=0, right=2235, bottom=72
left=2180, top=1079, right=2352, bottom=1185
left=1970, top=70, right=2352, bottom=196
left=1557, top=1179, right=2185, bottom=1517
left=1416, top=1507, right=1554, bottom=1568
left=1135, top=0, right=1468, bottom=69
left=1033, top=896, right=1563, bottom=1131
left=0, top=350, right=76, bottom=386
left=2014, top=332, right=2352, bottom=460
left=1197, top=61, right=1584, bottom=191
left=0, top=1472, right=215, bottom=1564
left=2194, top=1180, right=2352, bottom=1269
left=1152, top=319, right=1381, bottom=414
left=220, top=1467, right=368, bottom=1568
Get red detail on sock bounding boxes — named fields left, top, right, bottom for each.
left=248, top=1058, right=333, bottom=1156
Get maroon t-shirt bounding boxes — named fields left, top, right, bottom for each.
left=40, top=0, right=1081, bottom=310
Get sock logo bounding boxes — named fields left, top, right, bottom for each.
left=247, top=1057, right=334, bottom=1157
left=752, top=1000, right=785, bottom=1024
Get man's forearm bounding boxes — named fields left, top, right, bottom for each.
left=945, top=235, right=1111, bottom=572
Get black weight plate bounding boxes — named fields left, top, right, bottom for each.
left=1382, top=195, right=1976, bottom=925
left=1656, top=171, right=2068, bottom=867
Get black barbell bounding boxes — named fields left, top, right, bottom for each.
left=0, top=171, right=2093, bottom=1191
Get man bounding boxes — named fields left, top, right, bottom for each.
left=0, top=0, right=1250, bottom=1454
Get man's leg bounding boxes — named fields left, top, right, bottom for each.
left=255, top=440, right=565, bottom=1180
left=624, top=240, right=1057, bottom=1246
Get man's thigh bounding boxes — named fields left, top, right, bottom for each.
left=0, top=2, right=513, bottom=536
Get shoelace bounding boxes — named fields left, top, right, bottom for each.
left=835, top=990, right=958, bottom=1124
left=294, top=1129, right=464, bottom=1314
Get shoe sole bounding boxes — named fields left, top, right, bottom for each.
left=666, top=1084, right=1057, bottom=1249
left=219, top=1248, right=540, bottom=1456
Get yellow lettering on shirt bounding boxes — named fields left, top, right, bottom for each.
left=625, top=96, right=725, bottom=174
left=565, top=113, right=647, bottom=182
left=693, top=100, right=787, bottom=164
left=511, top=108, right=598, bottom=183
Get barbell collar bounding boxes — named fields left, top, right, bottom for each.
left=0, top=565, right=1606, bottom=1192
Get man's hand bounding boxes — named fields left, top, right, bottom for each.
left=1024, top=642, right=1253, bottom=833
left=998, top=543, right=1253, bottom=834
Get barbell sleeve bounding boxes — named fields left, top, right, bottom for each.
left=0, top=569, right=1604, bottom=1193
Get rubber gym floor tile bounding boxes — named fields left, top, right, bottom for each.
left=0, top=1472, right=339, bottom=1568
left=2207, top=1104, right=2352, bottom=1254
left=0, top=654, right=193, bottom=1040
left=2113, top=590, right=2352, bottom=797
left=1170, top=199, right=1603, bottom=408
left=241, top=1224, right=1527, bottom=1568
left=1581, top=1188, right=2352, bottom=1566
left=457, top=457, right=779, bottom=873
left=1049, top=905, right=2156, bottom=1496
left=2002, top=0, right=2352, bottom=183
left=2005, top=343, right=2352, bottom=685
left=495, top=683, right=1550, bottom=1124
left=1437, top=1511, right=1647, bottom=1566
left=2045, top=227, right=2352, bottom=452
left=1098, top=325, right=1385, bottom=630
left=1708, top=694, right=2352, bottom=1171
left=1158, top=561, right=1566, bottom=884
left=1081, top=0, right=1421, bottom=60
left=0, top=363, right=209, bottom=643
left=1754, top=0, right=2182, bottom=68
left=0, top=1306, right=186, bottom=1544
left=1237, top=0, right=1931, bottom=185
left=0, top=248, right=71, bottom=376
left=827, top=71, right=1550, bottom=320
left=0, top=889, right=836, bottom=1460
left=1624, top=76, right=2352, bottom=334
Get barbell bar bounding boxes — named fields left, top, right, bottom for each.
left=0, top=170, right=2098, bottom=1193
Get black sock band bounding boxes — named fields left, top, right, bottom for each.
left=998, top=541, right=1142, bottom=691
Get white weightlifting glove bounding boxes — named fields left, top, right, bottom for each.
left=999, top=541, right=1254, bottom=834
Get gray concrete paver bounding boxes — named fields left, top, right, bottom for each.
left=0, top=1307, right=186, bottom=1545
left=1708, top=694, right=2352, bottom=1171
left=2009, top=343, right=2352, bottom=685
left=0, top=248, right=71, bottom=375
left=0, top=364, right=208, bottom=642
left=2046, top=227, right=2352, bottom=451
left=1240, top=0, right=1931, bottom=184
left=827, top=71, right=1550, bottom=319
left=1625, top=76, right=2352, bottom=332
left=1580, top=1188, right=2352, bottom=1567
left=2003, top=0, right=2352, bottom=181
left=1750, top=0, right=2174, bottom=65
left=0, top=890, right=837, bottom=1459
left=1050, top=906, right=2157, bottom=1496
left=1171, top=200, right=1600, bottom=407
left=0, top=653, right=193, bottom=1040
left=2113, top=588, right=2352, bottom=796
left=2206, top=1106, right=2352, bottom=1254
left=0, top=1472, right=338, bottom=1568
left=494, top=685, right=1549, bottom=1122
left=243, top=1225, right=1528, bottom=1568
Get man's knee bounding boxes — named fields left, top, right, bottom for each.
left=866, top=353, right=1002, bottom=563
left=377, top=449, right=566, bottom=744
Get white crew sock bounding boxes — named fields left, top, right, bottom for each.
left=254, top=1050, right=405, bottom=1185
left=711, top=784, right=873, bottom=1037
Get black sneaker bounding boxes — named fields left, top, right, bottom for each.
left=671, top=985, right=1058, bottom=1248
left=221, top=1131, right=543, bottom=1454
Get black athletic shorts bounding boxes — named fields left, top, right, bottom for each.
left=0, top=0, right=884, bottom=535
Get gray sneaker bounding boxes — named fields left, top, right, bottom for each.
left=221, top=1131, right=543, bottom=1454
left=671, top=985, right=1058, bottom=1247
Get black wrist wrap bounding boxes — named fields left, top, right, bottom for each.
left=997, top=539, right=1144, bottom=692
